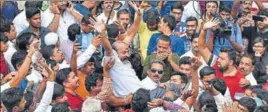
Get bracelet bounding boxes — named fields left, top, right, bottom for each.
left=123, top=96, right=128, bottom=105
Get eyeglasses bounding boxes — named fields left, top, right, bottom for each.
left=150, top=68, right=164, bottom=74
left=253, top=45, right=264, bottom=48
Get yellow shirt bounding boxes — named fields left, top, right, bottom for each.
left=137, top=10, right=158, bottom=61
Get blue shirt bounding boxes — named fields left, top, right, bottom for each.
left=147, top=33, right=185, bottom=56
left=74, top=3, right=91, bottom=16
left=181, top=35, right=192, bottom=52
left=80, top=32, right=103, bottom=56
left=160, top=1, right=178, bottom=16
left=1, top=1, right=20, bottom=21
left=206, top=24, right=243, bottom=56
left=173, top=22, right=186, bottom=33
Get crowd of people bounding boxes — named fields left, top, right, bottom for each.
left=1, top=0, right=268, bottom=112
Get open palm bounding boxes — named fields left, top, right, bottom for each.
left=203, top=18, right=221, bottom=30
left=89, top=17, right=106, bottom=33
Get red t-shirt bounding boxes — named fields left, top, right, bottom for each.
left=65, top=92, right=84, bottom=111
left=0, top=54, right=8, bottom=77
left=213, top=62, right=245, bottom=100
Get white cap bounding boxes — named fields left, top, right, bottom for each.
left=44, top=32, right=59, bottom=46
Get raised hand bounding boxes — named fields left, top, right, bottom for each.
left=50, top=3, right=60, bottom=14
left=45, top=64, right=56, bottom=81
left=180, top=90, right=193, bottom=101
left=203, top=17, right=221, bottom=30
left=29, top=40, right=40, bottom=53
left=88, top=17, right=106, bottom=33
left=66, top=1, right=74, bottom=13
left=128, top=1, right=141, bottom=15
left=91, top=35, right=101, bottom=48
left=73, top=40, right=81, bottom=53
left=113, top=21, right=126, bottom=33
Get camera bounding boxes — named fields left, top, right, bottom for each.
left=210, top=12, right=232, bottom=37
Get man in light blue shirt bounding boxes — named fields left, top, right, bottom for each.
left=80, top=14, right=103, bottom=56
left=206, top=5, right=243, bottom=56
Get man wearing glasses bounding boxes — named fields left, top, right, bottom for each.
left=141, top=59, right=165, bottom=90
left=170, top=2, right=185, bottom=34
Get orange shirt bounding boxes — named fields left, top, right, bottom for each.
left=75, top=71, right=88, bottom=100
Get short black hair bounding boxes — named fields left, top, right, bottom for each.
left=185, top=16, right=198, bottom=25
left=24, top=1, right=43, bottom=9
left=219, top=5, right=231, bottom=13
left=52, top=102, right=70, bottom=112
left=1, top=88, right=24, bottom=111
left=210, top=78, right=227, bottom=95
left=0, top=20, right=13, bottom=33
left=200, top=66, right=216, bottom=79
left=24, top=91, right=34, bottom=111
left=179, top=56, right=191, bottom=66
left=200, top=104, right=218, bottom=112
left=56, top=68, right=72, bottom=85
left=255, top=105, right=268, bottom=112
left=158, top=34, right=170, bottom=43
left=171, top=71, right=188, bottom=84
left=39, top=45, right=56, bottom=60
left=52, top=83, right=65, bottom=101
left=206, top=1, right=218, bottom=8
left=11, top=51, right=28, bottom=70
left=163, top=15, right=176, bottom=31
left=220, top=47, right=237, bottom=64
left=198, top=91, right=216, bottom=109
left=117, top=9, right=130, bottom=19
left=238, top=97, right=257, bottom=112
left=81, top=14, right=94, bottom=24
left=0, top=33, right=8, bottom=43
left=131, top=88, right=150, bottom=112
left=26, top=7, right=41, bottom=19
left=253, top=37, right=267, bottom=48
left=107, top=24, right=119, bottom=44
left=16, top=32, right=37, bottom=51
left=67, top=23, right=81, bottom=42
left=85, top=72, right=103, bottom=92
left=171, top=2, right=184, bottom=12
left=144, top=8, right=160, bottom=23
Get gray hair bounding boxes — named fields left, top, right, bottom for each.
left=149, top=59, right=165, bottom=69
left=82, top=98, right=101, bottom=112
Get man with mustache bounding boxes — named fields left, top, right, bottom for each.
left=238, top=55, right=257, bottom=87
left=88, top=4, right=142, bottom=98
left=97, top=1, right=117, bottom=25
left=199, top=18, right=245, bottom=100
left=142, top=35, right=180, bottom=82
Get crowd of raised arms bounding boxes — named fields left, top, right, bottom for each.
left=1, top=0, right=268, bottom=112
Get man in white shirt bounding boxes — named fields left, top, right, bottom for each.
left=238, top=55, right=258, bottom=86
left=97, top=1, right=117, bottom=25
left=89, top=4, right=142, bottom=98
left=141, top=59, right=165, bottom=90
left=41, top=1, right=82, bottom=43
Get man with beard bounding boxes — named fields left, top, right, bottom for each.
left=97, top=1, right=117, bottom=25
left=142, top=35, right=180, bottom=82
left=56, top=68, right=82, bottom=111
left=199, top=18, right=245, bottom=100
left=233, top=0, right=265, bottom=29
left=180, top=16, right=198, bottom=52
left=238, top=55, right=257, bottom=87
left=21, top=7, right=50, bottom=48
left=88, top=6, right=142, bottom=97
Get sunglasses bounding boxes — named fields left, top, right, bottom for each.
left=150, top=68, right=164, bottom=74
